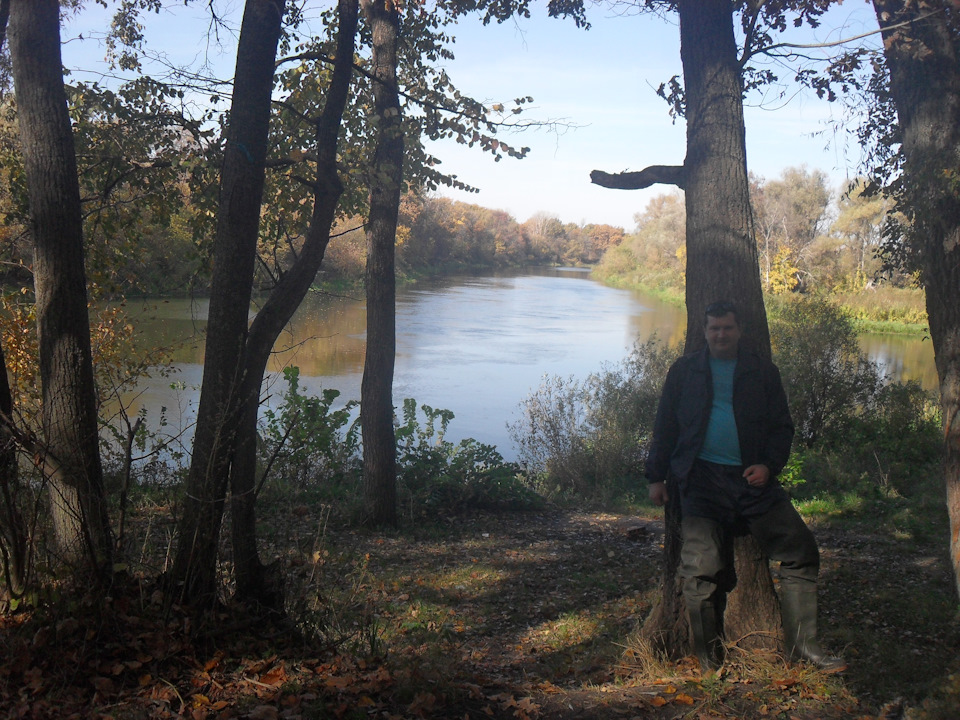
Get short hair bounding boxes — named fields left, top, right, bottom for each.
left=704, top=301, right=740, bottom=326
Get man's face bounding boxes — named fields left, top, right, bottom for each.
left=704, top=312, right=741, bottom=359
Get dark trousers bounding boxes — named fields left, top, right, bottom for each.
left=679, top=461, right=820, bottom=608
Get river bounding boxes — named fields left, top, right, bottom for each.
left=117, top=268, right=937, bottom=461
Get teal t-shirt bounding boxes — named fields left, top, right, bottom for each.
left=698, top=357, right=742, bottom=466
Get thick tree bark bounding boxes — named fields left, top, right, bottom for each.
left=0, top=0, right=25, bottom=600
left=639, top=0, right=780, bottom=657
left=229, top=0, right=359, bottom=606
left=872, top=0, right=960, bottom=599
left=8, top=0, right=112, bottom=581
left=0, top=342, right=26, bottom=597
left=169, top=0, right=285, bottom=608
left=360, top=0, right=403, bottom=527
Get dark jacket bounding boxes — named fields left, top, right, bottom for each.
left=645, top=347, right=794, bottom=484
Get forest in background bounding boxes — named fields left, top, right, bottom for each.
left=0, top=153, right=924, bottom=329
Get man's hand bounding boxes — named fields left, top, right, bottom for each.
left=649, top=481, right=669, bottom=506
left=743, top=464, right=770, bottom=488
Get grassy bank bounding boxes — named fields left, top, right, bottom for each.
left=592, top=268, right=929, bottom=336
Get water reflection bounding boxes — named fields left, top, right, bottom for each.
left=859, top=332, right=938, bottom=390
left=118, top=269, right=938, bottom=460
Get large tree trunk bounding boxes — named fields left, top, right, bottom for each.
left=872, top=0, right=960, bottom=599
left=641, top=0, right=780, bottom=657
left=360, top=0, right=403, bottom=527
left=8, top=0, right=112, bottom=582
left=229, top=0, right=359, bottom=607
left=169, top=0, right=285, bottom=609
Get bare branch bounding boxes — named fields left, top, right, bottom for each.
left=590, top=165, right=686, bottom=191
left=746, top=10, right=943, bottom=64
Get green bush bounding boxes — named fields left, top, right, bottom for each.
left=507, top=299, right=942, bottom=529
left=259, top=378, right=536, bottom=519
left=395, top=399, right=541, bottom=516
left=770, top=297, right=881, bottom=448
left=259, top=366, right=361, bottom=488
left=770, top=300, right=942, bottom=535
left=509, top=337, right=675, bottom=505
left=789, top=380, right=941, bottom=501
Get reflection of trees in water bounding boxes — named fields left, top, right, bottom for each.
left=122, top=278, right=937, bottom=394
left=858, top=334, right=938, bottom=391
left=626, top=296, right=687, bottom=352
left=269, top=295, right=367, bottom=377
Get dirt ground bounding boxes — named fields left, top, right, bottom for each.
left=2, top=507, right=956, bottom=719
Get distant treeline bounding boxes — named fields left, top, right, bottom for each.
left=28, top=190, right=626, bottom=296
left=0, top=164, right=925, bottom=328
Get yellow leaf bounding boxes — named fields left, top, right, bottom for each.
left=675, top=693, right=695, bottom=705
left=651, top=696, right=668, bottom=707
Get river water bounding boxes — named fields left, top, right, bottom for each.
left=118, top=268, right=937, bottom=461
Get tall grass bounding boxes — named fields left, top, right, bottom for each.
left=828, top=285, right=927, bottom=328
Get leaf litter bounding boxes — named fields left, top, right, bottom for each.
left=0, top=508, right=957, bottom=718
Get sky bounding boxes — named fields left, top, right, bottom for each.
left=61, top=1, right=882, bottom=231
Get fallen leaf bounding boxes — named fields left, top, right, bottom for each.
left=260, top=665, right=287, bottom=687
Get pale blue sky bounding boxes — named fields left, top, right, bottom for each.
left=61, top=1, right=880, bottom=230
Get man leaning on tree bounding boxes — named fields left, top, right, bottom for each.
left=646, top=300, right=846, bottom=673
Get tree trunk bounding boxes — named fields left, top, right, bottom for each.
left=360, top=0, right=403, bottom=527
left=8, top=0, right=112, bottom=582
left=641, top=0, right=781, bottom=657
left=872, top=0, right=960, bottom=599
left=0, top=0, right=25, bottom=600
left=0, top=342, right=27, bottom=597
left=169, top=0, right=285, bottom=609
left=678, top=0, right=770, bottom=354
left=229, top=0, right=359, bottom=607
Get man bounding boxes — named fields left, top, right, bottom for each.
left=646, top=301, right=845, bottom=673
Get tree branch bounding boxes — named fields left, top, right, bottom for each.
left=590, top=165, right=686, bottom=191
left=745, top=10, right=943, bottom=65
left=277, top=50, right=565, bottom=134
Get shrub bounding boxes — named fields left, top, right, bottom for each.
left=258, top=379, right=537, bottom=519
left=509, top=337, right=675, bottom=504
left=258, top=367, right=361, bottom=489
left=395, top=399, right=540, bottom=516
left=790, top=380, right=941, bottom=502
left=770, top=300, right=942, bottom=535
left=770, top=297, right=881, bottom=448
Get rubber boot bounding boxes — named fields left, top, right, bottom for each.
left=780, top=590, right=847, bottom=673
left=688, top=601, right=723, bottom=672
